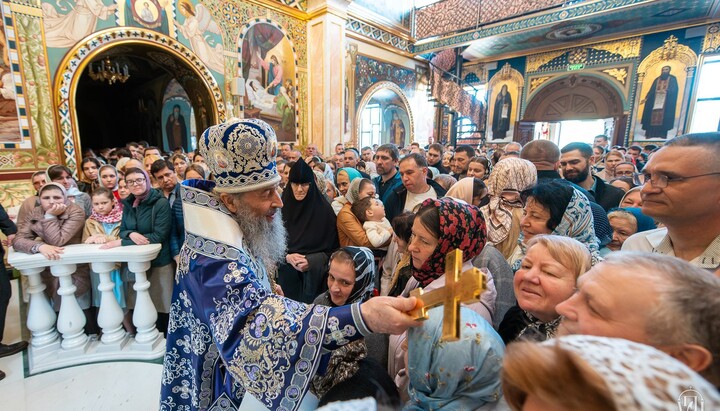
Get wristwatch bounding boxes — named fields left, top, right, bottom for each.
left=30, top=243, right=42, bottom=254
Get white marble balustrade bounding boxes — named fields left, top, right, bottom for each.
left=7, top=244, right=166, bottom=374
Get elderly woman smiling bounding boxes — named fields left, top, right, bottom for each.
left=499, top=235, right=591, bottom=344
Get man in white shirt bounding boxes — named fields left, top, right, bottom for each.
left=623, top=133, right=720, bottom=272
left=383, top=153, right=447, bottom=223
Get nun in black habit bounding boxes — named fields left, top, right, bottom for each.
left=278, top=158, right=340, bottom=303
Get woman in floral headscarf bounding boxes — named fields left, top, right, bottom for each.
left=480, top=158, right=537, bottom=260
left=311, top=247, right=376, bottom=399
left=388, top=198, right=498, bottom=402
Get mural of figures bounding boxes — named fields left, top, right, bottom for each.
left=41, top=0, right=118, bottom=48
left=241, top=23, right=296, bottom=140
left=491, top=84, right=512, bottom=140
left=175, top=0, right=224, bottom=73
left=124, top=0, right=169, bottom=34
left=161, top=79, right=192, bottom=152
left=640, top=65, right=679, bottom=139
left=389, top=110, right=406, bottom=146
left=0, top=20, right=21, bottom=142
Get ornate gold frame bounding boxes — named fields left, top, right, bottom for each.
left=53, top=27, right=225, bottom=172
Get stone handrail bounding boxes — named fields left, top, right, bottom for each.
left=8, top=243, right=166, bottom=374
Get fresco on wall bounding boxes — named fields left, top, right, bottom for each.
left=161, top=79, right=192, bottom=152
left=41, top=0, right=118, bottom=48
left=123, top=0, right=170, bottom=34
left=175, top=0, right=224, bottom=74
left=0, top=18, right=21, bottom=143
left=385, top=106, right=408, bottom=146
left=241, top=23, right=296, bottom=141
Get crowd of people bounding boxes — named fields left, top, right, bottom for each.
left=1, top=129, right=719, bottom=410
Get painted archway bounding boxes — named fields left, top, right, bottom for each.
left=355, top=81, right=415, bottom=147
left=54, top=27, right=225, bottom=173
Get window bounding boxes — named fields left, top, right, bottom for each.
left=689, top=57, right=720, bottom=133
left=360, top=104, right=381, bottom=148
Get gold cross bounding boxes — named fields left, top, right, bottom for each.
left=408, top=249, right=486, bottom=341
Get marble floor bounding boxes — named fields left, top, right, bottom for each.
left=0, top=279, right=163, bottom=410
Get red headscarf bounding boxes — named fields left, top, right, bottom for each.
left=411, top=198, right=488, bottom=287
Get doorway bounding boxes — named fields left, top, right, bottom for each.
left=522, top=74, right=625, bottom=146
left=53, top=28, right=225, bottom=169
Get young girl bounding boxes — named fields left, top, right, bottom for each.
left=117, top=172, right=130, bottom=200
left=83, top=187, right=125, bottom=308
left=13, top=183, right=91, bottom=310
left=98, top=164, right=121, bottom=200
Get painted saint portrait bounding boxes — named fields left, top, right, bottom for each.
left=241, top=23, right=296, bottom=141
left=486, top=80, right=519, bottom=142
left=124, top=0, right=169, bottom=34
left=633, top=38, right=693, bottom=142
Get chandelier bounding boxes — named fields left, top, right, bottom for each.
left=88, top=56, right=130, bottom=85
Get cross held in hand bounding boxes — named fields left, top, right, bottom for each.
left=409, top=248, right=486, bottom=341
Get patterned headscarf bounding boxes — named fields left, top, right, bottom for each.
left=316, top=246, right=376, bottom=307
left=515, top=188, right=602, bottom=268
left=406, top=306, right=504, bottom=410
left=412, top=198, right=487, bottom=287
left=480, top=158, right=537, bottom=244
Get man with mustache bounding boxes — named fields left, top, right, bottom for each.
left=560, top=142, right=624, bottom=211
left=160, top=119, right=418, bottom=411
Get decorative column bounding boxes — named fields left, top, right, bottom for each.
left=128, top=261, right=161, bottom=348
left=51, top=263, right=89, bottom=351
left=92, top=261, right=129, bottom=348
left=308, top=0, right=349, bottom=154
left=23, top=267, right=60, bottom=351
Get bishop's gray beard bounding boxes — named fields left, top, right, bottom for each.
left=232, top=203, right=287, bottom=276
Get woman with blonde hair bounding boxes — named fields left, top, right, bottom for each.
left=499, top=235, right=591, bottom=344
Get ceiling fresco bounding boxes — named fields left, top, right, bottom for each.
left=409, top=0, right=719, bottom=61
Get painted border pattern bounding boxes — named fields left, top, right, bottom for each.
left=1, top=1, right=31, bottom=150
left=346, top=17, right=411, bottom=54
left=237, top=18, right=300, bottom=141
left=55, top=27, right=225, bottom=173
left=412, top=0, right=651, bottom=54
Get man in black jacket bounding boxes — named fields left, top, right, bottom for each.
left=560, top=142, right=624, bottom=211
left=384, top=153, right=447, bottom=222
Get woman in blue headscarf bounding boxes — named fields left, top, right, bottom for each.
left=331, top=167, right=362, bottom=214
left=404, top=306, right=505, bottom=410
left=606, top=207, right=656, bottom=252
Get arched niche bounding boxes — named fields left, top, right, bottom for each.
left=355, top=81, right=414, bottom=147
left=54, top=27, right=224, bottom=173
left=523, top=74, right=624, bottom=121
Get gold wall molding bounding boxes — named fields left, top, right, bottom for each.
left=602, top=67, right=628, bottom=85
left=638, top=35, right=698, bottom=74
left=526, top=51, right=566, bottom=73
left=702, top=23, right=720, bottom=53
left=8, top=2, right=42, bottom=16
left=529, top=76, right=551, bottom=93
left=354, top=81, right=414, bottom=146
left=592, top=37, right=642, bottom=59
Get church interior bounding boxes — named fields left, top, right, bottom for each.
left=0, top=0, right=719, bottom=408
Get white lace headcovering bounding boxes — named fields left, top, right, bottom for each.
left=544, top=335, right=720, bottom=411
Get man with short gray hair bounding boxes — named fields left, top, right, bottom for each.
left=557, top=252, right=720, bottom=387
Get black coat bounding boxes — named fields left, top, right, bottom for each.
left=384, top=179, right=448, bottom=223
left=592, top=176, right=625, bottom=211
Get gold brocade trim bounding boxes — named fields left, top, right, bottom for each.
left=638, top=35, right=698, bottom=73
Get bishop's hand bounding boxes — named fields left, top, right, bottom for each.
left=360, top=296, right=419, bottom=335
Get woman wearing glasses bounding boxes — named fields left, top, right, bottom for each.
left=101, top=167, right=173, bottom=332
